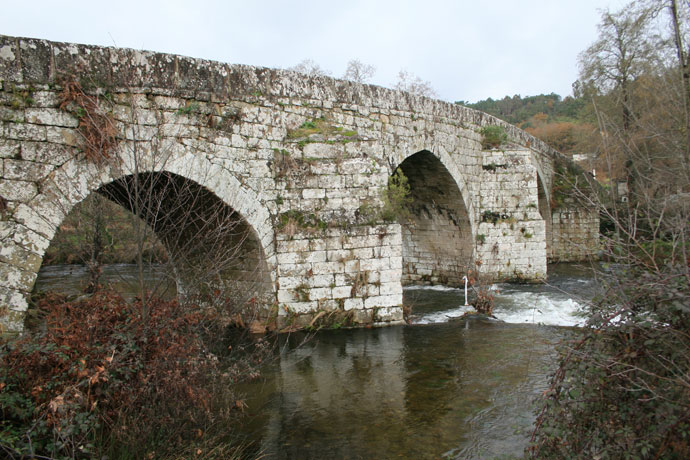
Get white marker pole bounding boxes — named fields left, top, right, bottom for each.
left=462, top=276, right=469, bottom=306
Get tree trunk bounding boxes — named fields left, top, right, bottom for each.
left=670, top=0, right=690, bottom=177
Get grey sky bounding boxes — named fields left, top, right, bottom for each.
left=1, top=0, right=626, bottom=102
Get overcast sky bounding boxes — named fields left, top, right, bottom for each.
left=1, top=0, right=628, bottom=103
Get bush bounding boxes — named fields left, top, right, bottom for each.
left=480, top=125, right=508, bottom=149
left=0, top=291, right=267, bottom=459
left=529, top=264, right=690, bottom=459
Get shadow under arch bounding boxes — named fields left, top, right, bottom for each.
left=394, top=150, right=474, bottom=286
left=527, top=150, right=553, bottom=262
left=96, top=171, right=273, bottom=304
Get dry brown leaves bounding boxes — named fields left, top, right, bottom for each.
left=59, top=78, right=118, bottom=163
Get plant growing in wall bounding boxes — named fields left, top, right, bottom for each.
left=286, top=117, right=359, bottom=145
left=59, top=77, right=118, bottom=162
left=480, top=125, right=508, bottom=149
left=550, top=156, right=596, bottom=209
left=381, top=169, right=413, bottom=222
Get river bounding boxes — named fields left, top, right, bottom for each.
left=34, top=263, right=596, bottom=459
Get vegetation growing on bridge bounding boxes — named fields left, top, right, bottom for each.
left=272, top=148, right=310, bottom=178
left=286, top=117, right=358, bottom=146
left=479, top=125, right=508, bottom=149
left=381, top=169, right=413, bottom=222
left=356, top=169, right=413, bottom=225
left=550, top=156, right=596, bottom=209
left=277, top=209, right=328, bottom=236
left=59, top=77, right=118, bottom=163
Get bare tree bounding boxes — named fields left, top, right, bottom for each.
left=342, top=59, right=376, bottom=83
left=393, top=70, right=437, bottom=98
left=289, top=59, right=331, bottom=77
left=577, top=4, right=657, bottom=131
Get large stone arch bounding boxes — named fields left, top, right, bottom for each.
left=392, top=149, right=475, bottom=286
left=2, top=148, right=277, bottom=331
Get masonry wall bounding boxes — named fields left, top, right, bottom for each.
left=550, top=208, right=600, bottom=262
left=474, top=150, right=547, bottom=281
left=0, top=35, right=596, bottom=332
left=275, top=225, right=403, bottom=328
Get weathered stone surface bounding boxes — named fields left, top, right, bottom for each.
left=0, top=35, right=599, bottom=333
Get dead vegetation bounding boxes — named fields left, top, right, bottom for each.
left=59, top=77, right=118, bottom=163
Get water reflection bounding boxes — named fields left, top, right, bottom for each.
left=241, top=322, right=571, bottom=459
left=34, top=263, right=175, bottom=299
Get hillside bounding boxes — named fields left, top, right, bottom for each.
left=456, top=94, right=599, bottom=162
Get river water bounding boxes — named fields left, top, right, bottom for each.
left=34, top=263, right=596, bottom=459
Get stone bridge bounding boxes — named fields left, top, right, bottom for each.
left=0, top=36, right=599, bottom=332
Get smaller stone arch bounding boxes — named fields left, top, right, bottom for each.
left=393, top=149, right=475, bottom=286
left=392, top=146, right=476, bottom=233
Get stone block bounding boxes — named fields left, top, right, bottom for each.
left=373, top=306, right=404, bottom=323
left=344, top=298, right=363, bottom=311
left=365, top=294, right=402, bottom=309
left=52, top=41, right=112, bottom=86
left=0, top=179, right=38, bottom=202
left=309, top=287, right=331, bottom=301
left=332, top=286, right=351, bottom=299
left=6, top=123, right=46, bottom=141
left=19, top=38, right=53, bottom=83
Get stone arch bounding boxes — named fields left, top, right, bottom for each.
left=2, top=152, right=276, bottom=332
left=391, top=146, right=475, bottom=232
left=392, top=149, right=474, bottom=286
left=97, top=171, right=273, bottom=299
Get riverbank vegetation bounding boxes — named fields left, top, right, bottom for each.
left=527, top=1, right=690, bottom=458
left=1, top=291, right=269, bottom=459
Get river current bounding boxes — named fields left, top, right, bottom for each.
left=35, top=263, right=596, bottom=459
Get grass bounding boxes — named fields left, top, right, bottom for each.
left=286, top=118, right=358, bottom=142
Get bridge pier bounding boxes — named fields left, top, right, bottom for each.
left=474, top=149, right=547, bottom=282
left=275, top=224, right=404, bottom=328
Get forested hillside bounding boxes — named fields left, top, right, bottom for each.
left=456, top=94, right=599, bottom=159
left=457, top=93, right=583, bottom=125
